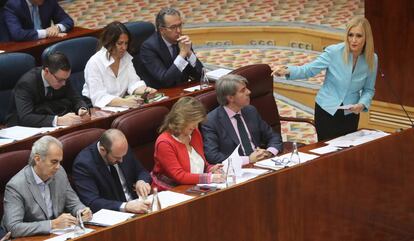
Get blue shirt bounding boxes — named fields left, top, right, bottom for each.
left=287, top=42, right=378, bottom=115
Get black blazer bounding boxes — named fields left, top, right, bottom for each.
left=6, top=67, right=87, bottom=127
left=72, top=143, right=152, bottom=213
left=138, top=32, right=203, bottom=88
left=201, top=105, right=283, bottom=164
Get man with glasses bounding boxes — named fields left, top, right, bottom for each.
left=139, top=7, right=203, bottom=88
left=72, top=129, right=152, bottom=214
left=6, top=52, right=89, bottom=127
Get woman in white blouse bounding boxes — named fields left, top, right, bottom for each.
left=83, top=21, right=156, bottom=108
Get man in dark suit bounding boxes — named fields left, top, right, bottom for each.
left=6, top=52, right=89, bottom=127
left=139, top=7, right=203, bottom=88
left=201, top=74, right=283, bottom=164
left=1, top=136, right=92, bottom=238
left=72, top=129, right=152, bottom=214
left=3, top=0, right=74, bottom=41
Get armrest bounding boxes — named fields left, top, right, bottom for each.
left=280, top=116, right=315, bottom=126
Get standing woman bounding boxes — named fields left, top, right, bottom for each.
left=152, top=97, right=224, bottom=190
left=273, top=16, right=378, bottom=141
left=83, top=21, right=156, bottom=108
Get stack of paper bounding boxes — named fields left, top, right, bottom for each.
left=146, top=191, right=194, bottom=209
left=325, top=129, right=390, bottom=147
left=100, top=106, right=129, bottom=112
left=46, top=228, right=94, bottom=241
left=254, top=152, right=319, bottom=170
left=205, top=68, right=232, bottom=81
left=197, top=168, right=270, bottom=189
left=0, top=126, right=62, bottom=141
left=86, top=209, right=135, bottom=227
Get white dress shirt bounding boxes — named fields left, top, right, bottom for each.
left=172, top=135, right=204, bottom=174
left=83, top=47, right=146, bottom=108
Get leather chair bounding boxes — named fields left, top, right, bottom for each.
left=0, top=53, right=36, bottom=124
left=0, top=150, right=31, bottom=218
left=124, top=21, right=155, bottom=77
left=111, top=106, right=169, bottom=171
left=58, top=128, right=105, bottom=179
left=195, top=90, right=219, bottom=113
left=41, top=36, right=98, bottom=96
left=230, top=64, right=316, bottom=150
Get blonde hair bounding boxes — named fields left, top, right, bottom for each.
left=343, top=16, right=375, bottom=72
left=159, top=97, right=206, bottom=136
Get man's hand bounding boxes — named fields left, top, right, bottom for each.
left=125, top=200, right=151, bottom=214
left=79, top=207, right=93, bottom=222
left=57, top=112, right=82, bottom=126
left=177, top=35, right=192, bottom=58
left=51, top=213, right=77, bottom=229
left=135, top=180, right=151, bottom=199
left=0, top=232, right=11, bottom=241
left=46, top=26, right=60, bottom=37
left=249, top=148, right=268, bottom=163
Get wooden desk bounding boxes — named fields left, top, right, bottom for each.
left=13, top=128, right=414, bottom=241
left=0, top=27, right=101, bottom=64
left=0, top=82, right=213, bottom=153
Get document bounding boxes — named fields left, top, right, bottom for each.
left=0, top=138, right=14, bottom=146
left=100, top=106, right=130, bottom=112
left=146, top=191, right=194, bottom=209
left=205, top=68, right=232, bottom=81
left=222, top=144, right=243, bottom=177
left=183, top=85, right=212, bottom=92
left=337, top=104, right=353, bottom=110
left=45, top=228, right=94, bottom=241
left=254, top=152, right=319, bottom=170
left=325, top=129, right=390, bottom=147
left=0, top=126, right=61, bottom=140
left=309, top=145, right=342, bottom=155
left=86, top=209, right=135, bottom=227
left=198, top=168, right=270, bottom=189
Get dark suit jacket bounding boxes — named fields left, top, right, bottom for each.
left=0, top=226, right=6, bottom=239
left=72, top=142, right=152, bottom=213
left=6, top=67, right=87, bottom=127
left=201, top=105, right=283, bottom=164
left=138, top=32, right=203, bottom=88
left=4, top=0, right=74, bottom=41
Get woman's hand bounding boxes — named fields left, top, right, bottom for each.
left=349, top=103, right=365, bottom=114
left=271, top=66, right=290, bottom=77
left=211, top=173, right=225, bottom=183
left=209, top=164, right=224, bottom=174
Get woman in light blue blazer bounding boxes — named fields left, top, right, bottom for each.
left=273, top=16, right=378, bottom=141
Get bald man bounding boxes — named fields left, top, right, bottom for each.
left=72, top=129, right=152, bottom=214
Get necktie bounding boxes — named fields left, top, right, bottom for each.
left=46, top=86, right=53, bottom=99
left=32, top=5, right=41, bottom=30
left=234, top=114, right=254, bottom=156
left=40, top=183, right=53, bottom=219
left=171, top=44, right=179, bottom=59
left=109, top=165, right=126, bottom=202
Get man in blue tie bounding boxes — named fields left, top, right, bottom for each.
left=201, top=74, right=283, bottom=164
left=3, top=0, right=74, bottom=41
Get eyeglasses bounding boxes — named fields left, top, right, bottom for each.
left=162, top=23, right=183, bottom=31
left=50, top=72, right=68, bottom=83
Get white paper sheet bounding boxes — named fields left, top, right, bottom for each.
left=205, top=68, right=232, bottom=81
left=254, top=152, right=319, bottom=170
left=198, top=168, right=270, bottom=189
left=337, top=104, right=353, bottom=110
left=0, top=138, right=14, bottom=146
left=45, top=228, right=94, bottom=241
left=86, top=209, right=135, bottom=227
left=222, top=144, right=243, bottom=177
left=0, top=126, right=46, bottom=140
left=309, top=145, right=341, bottom=155
left=100, top=106, right=130, bottom=112
left=145, top=191, right=194, bottom=209
left=325, top=129, right=390, bottom=147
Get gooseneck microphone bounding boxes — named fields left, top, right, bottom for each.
left=379, top=69, right=414, bottom=127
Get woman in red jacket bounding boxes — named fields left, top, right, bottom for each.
left=152, top=97, right=224, bottom=190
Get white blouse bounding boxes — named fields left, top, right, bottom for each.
left=172, top=135, right=205, bottom=174
left=83, top=47, right=146, bottom=108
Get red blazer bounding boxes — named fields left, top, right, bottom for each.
left=152, top=128, right=211, bottom=189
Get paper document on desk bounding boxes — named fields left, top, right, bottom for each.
left=205, top=68, right=232, bottom=81
left=325, top=129, right=390, bottom=147
left=86, top=209, right=135, bottom=227
left=254, top=152, right=319, bottom=170
left=309, top=145, right=342, bottom=155
left=0, top=126, right=51, bottom=140
left=145, top=191, right=194, bottom=209
left=0, top=138, right=14, bottom=146
left=222, top=144, right=243, bottom=177
left=45, top=228, right=94, bottom=241
left=198, top=168, right=270, bottom=189
left=101, top=106, right=129, bottom=112
left=183, top=85, right=212, bottom=92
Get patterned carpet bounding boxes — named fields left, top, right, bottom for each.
left=61, top=0, right=364, bottom=30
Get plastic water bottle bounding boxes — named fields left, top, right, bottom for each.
left=290, top=142, right=301, bottom=165
left=150, top=187, right=161, bottom=212
left=226, top=158, right=236, bottom=187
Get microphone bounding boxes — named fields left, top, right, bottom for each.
left=379, top=69, right=414, bottom=128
